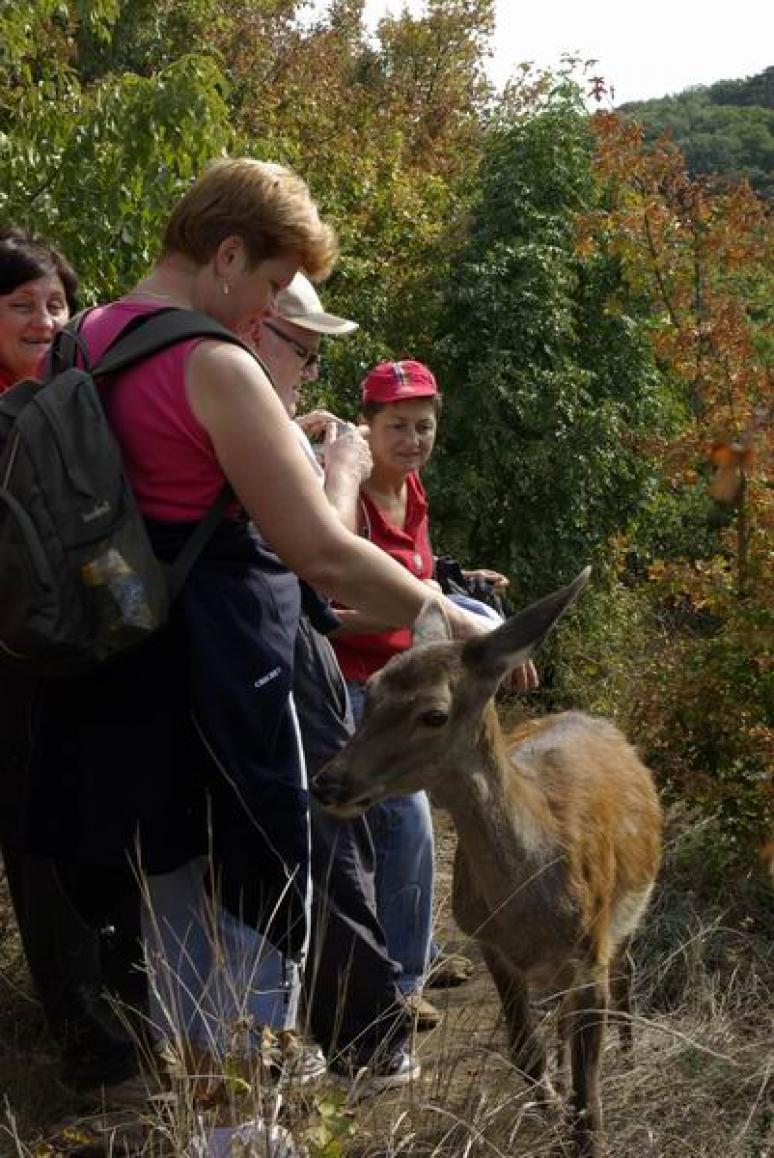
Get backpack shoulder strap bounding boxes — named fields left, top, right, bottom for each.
left=0, top=377, right=37, bottom=420
left=47, top=307, right=96, bottom=375
left=87, top=307, right=276, bottom=592
left=358, top=495, right=372, bottom=540
left=165, top=483, right=234, bottom=601
left=92, top=308, right=260, bottom=377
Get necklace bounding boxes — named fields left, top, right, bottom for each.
left=126, top=287, right=178, bottom=302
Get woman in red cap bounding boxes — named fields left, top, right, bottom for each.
left=331, top=360, right=513, bottom=1027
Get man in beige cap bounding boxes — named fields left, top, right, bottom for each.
left=254, top=272, right=357, bottom=418
left=248, top=275, right=420, bottom=1094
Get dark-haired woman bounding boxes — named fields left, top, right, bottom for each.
left=0, top=227, right=76, bottom=390
left=0, top=228, right=148, bottom=1098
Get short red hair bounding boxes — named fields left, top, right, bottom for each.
left=162, top=158, right=337, bottom=280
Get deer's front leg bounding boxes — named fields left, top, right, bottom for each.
left=565, top=972, right=608, bottom=1158
left=480, top=944, right=558, bottom=1108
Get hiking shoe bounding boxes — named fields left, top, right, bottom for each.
left=426, top=951, right=474, bottom=989
left=82, top=1071, right=164, bottom=1109
left=404, top=991, right=441, bottom=1030
left=272, top=1031, right=327, bottom=1086
left=157, top=1030, right=326, bottom=1097
left=329, top=1049, right=421, bottom=1102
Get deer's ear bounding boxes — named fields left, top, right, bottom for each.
left=413, top=598, right=452, bottom=646
left=461, top=567, right=591, bottom=682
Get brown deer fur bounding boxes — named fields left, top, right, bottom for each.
left=315, top=572, right=662, bottom=1158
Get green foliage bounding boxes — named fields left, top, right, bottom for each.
left=301, top=1089, right=357, bottom=1156
left=620, top=66, right=774, bottom=200
left=632, top=601, right=774, bottom=861
left=74, top=0, right=224, bottom=80
left=709, top=66, right=774, bottom=109
left=626, top=482, right=730, bottom=577
left=429, top=73, right=664, bottom=596
left=0, top=2, right=232, bottom=300
left=527, top=572, right=659, bottom=725
left=210, top=0, right=496, bottom=413
left=579, top=106, right=774, bottom=853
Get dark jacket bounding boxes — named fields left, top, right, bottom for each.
left=17, top=520, right=310, bottom=956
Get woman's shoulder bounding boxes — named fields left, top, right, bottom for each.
left=185, top=336, right=271, bottom=407
left=83, top=298, right=157, bottom=331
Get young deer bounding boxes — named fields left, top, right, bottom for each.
left=315, top=569, right=662, bottom=1158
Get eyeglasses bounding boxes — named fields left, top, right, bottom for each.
left=264, top=321, right=320, bottom=371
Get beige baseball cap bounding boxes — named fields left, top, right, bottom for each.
left=276, top=272, right=358, bottom=335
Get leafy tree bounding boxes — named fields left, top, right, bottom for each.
left=209, top=0, right=496, bottom=394
left=582, top=111, right=774, bottom=854
left=1, top=0, right=495, bottom=348
left=428, top=70, right=664, bottom=598
left=705, top=66, right=774, bottom=111
left=0, top=1, right=232, bottom=299
left=73, top=0, right=225, bottom=81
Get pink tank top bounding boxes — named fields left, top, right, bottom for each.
left=81, top=300, right=229, bottom=521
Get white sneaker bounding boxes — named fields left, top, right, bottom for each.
left=330, top=1049, right=421, bottom=1102
left=197, top=1117, right=301, bottom=1158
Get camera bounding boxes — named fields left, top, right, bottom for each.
left=310, top=420, right=353, bottom=464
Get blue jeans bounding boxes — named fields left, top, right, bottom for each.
left=347, top=681, right=434, bottom=996
left=142, top=857, right=300, bottom=1054
left=141, top=694, right=308, bottom=1054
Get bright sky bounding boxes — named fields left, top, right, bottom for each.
left=356, top=0, right=774, bottom=106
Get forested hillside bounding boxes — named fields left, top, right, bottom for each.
left=620, top=65, right=774, bottom=198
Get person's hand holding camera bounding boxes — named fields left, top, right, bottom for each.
left=323, top=420, right=372, bottom=485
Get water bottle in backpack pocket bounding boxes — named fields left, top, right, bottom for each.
left=81, top=548, right=155, bottom=635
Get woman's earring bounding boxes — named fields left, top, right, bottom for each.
left=222, top=281, right=230, bottom=296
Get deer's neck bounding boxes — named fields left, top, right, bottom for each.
left=438, top=705, right=555, bottom=880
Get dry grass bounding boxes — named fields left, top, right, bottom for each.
left=2, top=808, right=774, bottom=1157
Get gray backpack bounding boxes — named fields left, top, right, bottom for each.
left=0, top=308, right=258, bottom=675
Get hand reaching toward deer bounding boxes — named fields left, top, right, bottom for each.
left=422, top=597, right=539, bottom=692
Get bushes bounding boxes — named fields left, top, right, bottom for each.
left=632, top=603, right=774, bottom=864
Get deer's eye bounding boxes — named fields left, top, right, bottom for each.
left=419, top=709, right=448, bottom=728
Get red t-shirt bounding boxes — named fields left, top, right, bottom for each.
left=332, top=471, right=433, bottom=682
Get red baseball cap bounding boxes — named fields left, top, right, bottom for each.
left=361, top=360, right=438, bottom=404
